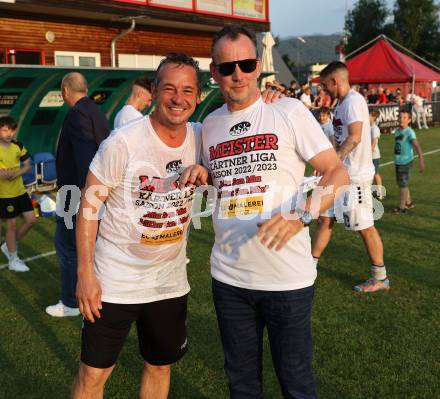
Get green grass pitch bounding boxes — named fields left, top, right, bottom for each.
left=0, top=128, right=439, bottom=398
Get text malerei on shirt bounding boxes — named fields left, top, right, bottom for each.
left=202, top=97, right=332, bottom=291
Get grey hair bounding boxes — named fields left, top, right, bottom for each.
left=61, top=72, right=88, bottom=94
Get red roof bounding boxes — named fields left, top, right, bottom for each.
left=346, top=38, right=440, bottom=83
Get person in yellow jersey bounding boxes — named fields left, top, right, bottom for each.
left=0, top=115, right=37, bottom=272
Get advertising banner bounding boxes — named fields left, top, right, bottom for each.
left=196, top=0, right=232, bottom=15
left=234, top=0, right=266, bottom=20
left=149, top=0, right=193, bottom=9
left=369, top=103, right=438, bottom=130
left=0, top=93, right=20, bottom=108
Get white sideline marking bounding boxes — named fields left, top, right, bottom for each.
left=380, top=148, right=440, bottom=167
left=0, top=250, right=56, bottom=270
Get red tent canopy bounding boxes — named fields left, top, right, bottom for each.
left=346, top=38, right=440, bottom=83
left=312, top=37, right=440, bottom=84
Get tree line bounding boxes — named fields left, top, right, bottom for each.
left=345, top=0, right=440, bottom=65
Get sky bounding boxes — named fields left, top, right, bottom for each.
left=270, top=0, right=395, bottom=38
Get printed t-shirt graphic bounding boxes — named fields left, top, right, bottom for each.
left=202, top=97, right=332, bottom=291
left=89, top=116, right=202, bottom=304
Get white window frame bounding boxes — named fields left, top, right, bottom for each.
left=54, top=51, right=101, bottom=67
left=118, top=54, right=210, bottom=71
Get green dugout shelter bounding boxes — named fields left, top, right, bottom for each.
left=0, top=65, right=225, bottom=156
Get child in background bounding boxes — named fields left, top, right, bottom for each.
left=318, top=107, right=336, bottom=148
left=369, top=110, right=384, bottom=200
left=0, top=115, right=37, bottom=271
left=393, top=111, right=425, bottom=213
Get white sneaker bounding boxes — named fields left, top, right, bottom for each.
left=186, top=258, right=190, bottom=264
left=8, top=257, right=29, bottom=272
left=1, top=242, right=11, bottom=261
left=46, top=301, right=80, bottom=317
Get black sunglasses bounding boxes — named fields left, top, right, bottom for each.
left=214, top=59, right=258, bottom=76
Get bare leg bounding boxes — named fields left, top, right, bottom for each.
left=358, top=226, right=384, bottom=266
left=5, top=218, right=17, bottom=253
left=15, top=210, right=37, bottom=241
left=406, top=188, right=412, bottom=206
left=71, top=363, right=114, bottom=399
left=311, top=216, right=335, bottom=259
left=399, top=187, right=409, bottom=210
left=139, top=362, right=171, bottom=399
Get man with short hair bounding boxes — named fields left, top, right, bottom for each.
left=114, top=77, right=152, bottom=128
left=46, top=72, right=110, bottom=318
left=71, top=53, right=207, bottom=399
left=203, top=25, right=349, bottom=398
left=312, top=61, right=389, bottom=293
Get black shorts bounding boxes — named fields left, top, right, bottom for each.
left=0, top=193, right=33, bottom=219
left=81, top=294, right=188, bottom=369
left=395, top=162, right=412, bottom=188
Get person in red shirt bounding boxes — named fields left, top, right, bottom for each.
left=378, top=87, right=387, bottom=104
left=314, top=88, right=331, bottom=108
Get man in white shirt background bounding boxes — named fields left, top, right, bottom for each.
left=300, top=85, right=313, bottom=109
left=114, top=77, right=152, bottom=128
left=312, top=61, right=389, bottom=293
left=412, top=92, right=429, bottom=130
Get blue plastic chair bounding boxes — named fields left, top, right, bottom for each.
left=41, top=159, right=57, bottom=184
left=22, top=158, right=38, bottom=192
left=34, top=152, right=57, bottom=191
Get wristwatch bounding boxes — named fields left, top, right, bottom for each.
left=297, top=210, right=313, bottom=227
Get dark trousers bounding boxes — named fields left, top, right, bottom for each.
left=212, top=278, right=317, bottom=399
left=55, top=216, right=77, bottom=308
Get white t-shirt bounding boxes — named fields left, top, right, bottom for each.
left=413, top=95, right=424, bottom=110
left=202, top=97, right=332, bottom=291
left=333, top=90, right=375, bottom=183
left=90, top=116, right=202, bottom=304
left=370, top=124, right=381, bottom=159
left=114, top=104, right=143, bottom=129
left=300, top=93, right=312, bottom=107
left=320, top=121, right=334, bottom=143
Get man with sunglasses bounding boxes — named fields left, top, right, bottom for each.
left=202, top=26, right=349, bottom=398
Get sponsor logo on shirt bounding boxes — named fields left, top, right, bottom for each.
left=140, top=226, right=184, bottom=246
left=229, top=121, right=251, bottom=136
left=220, top=195, right=264, bottom=218
left=166, top=159, right=182, bottom=174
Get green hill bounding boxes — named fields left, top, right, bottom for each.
left=276, top=34, right=343, bottom=67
